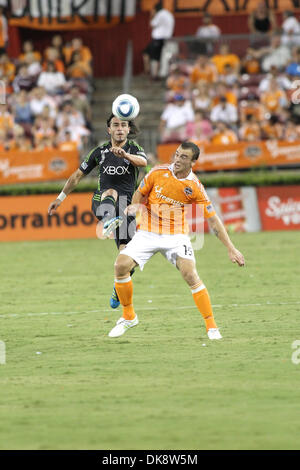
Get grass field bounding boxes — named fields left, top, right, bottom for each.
left=0, top=231, right=300, bottom=450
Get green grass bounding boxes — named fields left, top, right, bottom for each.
left=0, top=232, right=299, bottom=450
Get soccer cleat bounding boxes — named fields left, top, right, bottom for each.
left=102, top=216, right=123, bottom=238
left=110, top=286, right=120, bottom=309
left=108, top=315, right=139, bottom=338
left=207, top=328, right=222, bottom=340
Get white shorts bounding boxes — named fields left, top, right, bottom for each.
left=120, top=230, right=196, bottom=271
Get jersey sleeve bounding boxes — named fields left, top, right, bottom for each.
left=131, top=143, right=147, bottom=162
left=195, top=182, right=216, bottom=219
left=138, top=168, right=155, bottom=196
left=79, top=147, right=101, bottom=175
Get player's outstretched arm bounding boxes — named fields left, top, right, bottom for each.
left=48, top=168, right=85, bottom=216
left=207, top=214, right=245, bottom=266
left=110, top=146, right=147, bottom=167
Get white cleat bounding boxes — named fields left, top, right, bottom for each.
left=207, top=328, right=222, bottom=340
left=108, top=315, right=139, bottom=338
left=102, top=216, right=123, bottom=238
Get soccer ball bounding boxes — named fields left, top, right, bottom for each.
left=112, top=94, right=140, bottom=121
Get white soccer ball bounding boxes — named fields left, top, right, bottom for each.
left=112, top=94, right=140, bottom=121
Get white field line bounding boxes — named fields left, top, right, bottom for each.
left=0, top=301, right=300, bottom=320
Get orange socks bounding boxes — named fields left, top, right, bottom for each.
left=191, top=282, right=217, bottom=331
left=115, top=277, right=136, bottom=320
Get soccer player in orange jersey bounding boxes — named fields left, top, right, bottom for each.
left=108, top=141, right=245, bottom=340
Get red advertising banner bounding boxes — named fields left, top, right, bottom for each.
left=257, top=186, right=300, bottom=231
left=157, top=141, right=300, bottom=172
left=0, top=150, right=79, bottom=184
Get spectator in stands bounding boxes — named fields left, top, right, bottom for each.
left=211, top=44, right=240, bottom=75
left=35, top=135, right=55, bottom=151
left=211, top=121, right=238, bottom=145
left=212, top=82, right=238, bottom=108
left=56, top=101, right=85, bottom=129
left=57, top=130, right=78, bottom=151
left=239, top=94, right=264, bottom=123
left=259, top=65, right=292, bottom=92
left=159, top=93, right=194, bottom=143
left=19, top=40, right=41, bottom=65
left=12, top=65, right=36, bottom=93
left=281, top=10, right=300, bottom=48
left=0, top=128, right=9, bottom=150
left=186, top=109, right=213, bottom=142
left=33, top=116, right=56, bottom=147
left=57, top=116, right=90, bottom=150
left=63, top=38, right=92, bottom=66
left=39, top=105, right=56, bottom=129
left=195, top=13, right=221, bottom=55
left=0, top=103, right=14, bottom=134
left=15, top=133, right=33, bottom=151
left=189, top=55, right=217, bottom=85
left=143, top=1, right=175, bottom=80
left=210, top=96, right=238, bottom=124
left=67, top=85, right=92, bottom=128
left=239, top=114, right=261, bottom=141
left=29, top=87, right=57, bottom=117
left=45, top=35, right=65, bottom=67
left=196, top=12, right=220, bottom=40
left=0, top=52, right=16, bottom=84
left=286, top=47, right=300, bottom=77
left=191, top=82, right=212, bottom=112
left=219, top=63, right=239, bottom=86
left=241, top=50, right=261, bottom=74
left=261, top=114, right=284, bottom=140
left=0, top=6, right=8, bottom=54
left=248, top=2, right=276, bottom=35
left=249, top=35, right=291, bottom=72
left=166, top=65, right=189, bottom=95
left=43, top=47, right=65, bottom=73
left=23, top=51, right=42, bottom=78
left=260, top=78, right=288, bottom=117
left=67, top=51, right=92, bottom=81
left=37, top=61, right=66, bottom=95
left=13, top=90, right=33, bottom=125
left=284, top=120, right=300, bottom=141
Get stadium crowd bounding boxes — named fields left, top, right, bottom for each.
left=160, top=10, right=300, bottom=145
left=0, top=35, right=93, bottom=153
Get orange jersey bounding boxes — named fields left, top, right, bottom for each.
left=261, top=90, right=285, bottom=112
left=212, top=91, right=237, bottom=107
left=190, top=63, right=217, bottom=84
left=138, top=164, right=215, bottom=235
left=211, top=54, right=240, bottom=74
left=211, top=130, right=238, bottom=145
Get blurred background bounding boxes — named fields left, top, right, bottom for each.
left=1, top=0, right=300, bottom=241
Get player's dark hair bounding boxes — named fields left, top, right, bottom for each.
left=181, top=141, right=200, bottom=161
left=106, top=113, right=139, bottom=138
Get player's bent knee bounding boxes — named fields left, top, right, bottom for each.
left=114, top=254, right=134, bottom=277
left=101, top=188, right=118, bottom=201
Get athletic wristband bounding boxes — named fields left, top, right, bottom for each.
left=57, top=191, right=67, bottom=202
